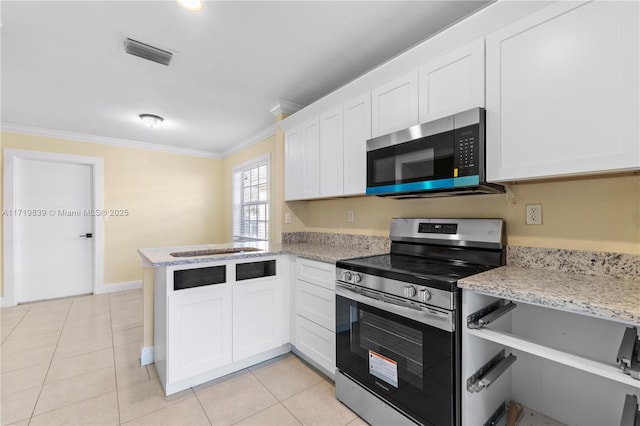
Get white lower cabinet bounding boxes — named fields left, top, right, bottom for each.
left=233, top=275, right=288, bottom=362
left=155, top=256, right=290, bottom=395
left=462, top=291, right=640, bottom=425
left=168, top=284, right=232, bottom=384
left=293, top=257, right=336, bottom=378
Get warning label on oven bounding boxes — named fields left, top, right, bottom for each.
left=368, top=350, right=398, bottom=388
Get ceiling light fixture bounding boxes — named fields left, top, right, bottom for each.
left=178, top=0, right=203, bottom=12
left=139, top=114, right=164, bottom=128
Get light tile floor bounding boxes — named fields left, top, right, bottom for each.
left=1, top=290, right=366, bottom=426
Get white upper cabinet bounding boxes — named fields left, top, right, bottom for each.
left=418, top=38, right=485, bottom=123
left=371, top=70, right=419, bottom=137
left=343, top=93, right=371, bottom=196
left=319, top=107, right=344, bottom=197
left=284, top=119, right=320, bottom=200
left=284, top=127, right=302, bottom=201
left=486, top=0, right=640, bottom=182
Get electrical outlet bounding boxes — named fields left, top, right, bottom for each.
left=526, top=204, right=542, bottom=225
left=284, top=212, right=292, bottom=224
left=347, top=210, right=355, bottom=223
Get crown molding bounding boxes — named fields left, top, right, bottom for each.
left=269, top=99, right=303, bottom=116
left=219, top=124, right=275, bottom=158
left=0, top=123, right=222, bottom=159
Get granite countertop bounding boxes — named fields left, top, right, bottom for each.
left=138, top=241, right=388, bottom=267
left=458, top=266, right=640, bottom=325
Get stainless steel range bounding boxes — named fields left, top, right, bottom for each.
left=335, top=218, right=505, bottom=426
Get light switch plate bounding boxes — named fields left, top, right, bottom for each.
left=284, top=212, right=292, bottom=224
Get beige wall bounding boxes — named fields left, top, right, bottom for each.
left=1, top=131, right=226, bottom=295
left=283, top=174, right=640, bottom=255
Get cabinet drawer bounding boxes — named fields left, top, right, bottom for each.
left=296, top=258, right=335, bottom=290
left=296, top=280, right=335, bottom=330
left=296, top=315, right=335, bottom=375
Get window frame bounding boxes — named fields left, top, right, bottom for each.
left=231, top=153, right=271, bottom=242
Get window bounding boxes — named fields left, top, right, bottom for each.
left=232, top=154, right=270, bottom=241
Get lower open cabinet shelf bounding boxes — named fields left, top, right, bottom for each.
left=486, top=401, right=566, bottom=426
left=462, top=291, right=640, bottom=426
left=466, top=327, right=639, bottom=388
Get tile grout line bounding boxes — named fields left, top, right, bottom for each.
left=193, top=388, right=215, bottom=425
left=1, top=304, right=32, bottom=344
left=26, top=299, right=73, bottom=422
left=247, top=360, right=306, bottom=426
left=108, top=292, right=124, bottom=426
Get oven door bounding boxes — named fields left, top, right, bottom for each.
left=336, top=283, right=459, bottom=426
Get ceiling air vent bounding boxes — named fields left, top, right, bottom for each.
left=124, top=38, right=173, bottom=66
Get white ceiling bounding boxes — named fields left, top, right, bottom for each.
left=1, top=1, right=491, bottom=157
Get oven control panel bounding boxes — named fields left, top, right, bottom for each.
left=336, top=267, right=454, bottom=311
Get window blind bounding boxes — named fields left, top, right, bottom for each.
left=232, top=155, right=270, bottom=241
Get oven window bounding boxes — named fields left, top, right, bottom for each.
left=336, top=294, right=456, bottom=426
left=359, top=309, right=424, bottom=389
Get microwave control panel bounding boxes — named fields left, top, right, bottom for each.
left=454, top=125, right=479, bottom=177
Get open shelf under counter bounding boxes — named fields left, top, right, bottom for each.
left=462, top=288, right=640, bottom=426
left=466, top=327, right=639, bottom=388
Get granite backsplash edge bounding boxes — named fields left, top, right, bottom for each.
left=282, top=232, right=390, bottom=252
left=283, top=232, right=639, bottom=280
left=507, top=246, right=639, bottom=280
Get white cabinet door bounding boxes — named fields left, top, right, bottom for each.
left=319, top=107, right=344, bottom=197
left=284, top=119, right=320, bottom=200
left=284, top=127, right=302, bottom=201
left=343, top=93, right=371, bottom=196
left=300, top=119, right=320, bottom=199
left=371, top=70, right=419, bottom=137
left=167, top=284, right=232, bottom=383
left=419, top=38, right=485, bottom=123
left=486, top=0, right=640, bottom=182
left=233, top=278, right=287, bottom=361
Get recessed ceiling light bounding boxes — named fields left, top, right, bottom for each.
left=178, top=0, right=202, bottom=12
left=139, top=114, right=164, bottom=128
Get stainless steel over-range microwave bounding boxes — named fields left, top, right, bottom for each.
left=365, top=107, right=503, bottom=198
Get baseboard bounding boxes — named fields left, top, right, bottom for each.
left=95, top=280, right=142, bottom=294
left=141, top=346, right=154, bottom=366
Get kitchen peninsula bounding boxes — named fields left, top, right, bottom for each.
left=137, top=237, right=389, bottom=395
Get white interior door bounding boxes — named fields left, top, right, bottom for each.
left=16, top=158, right=94, bottom=303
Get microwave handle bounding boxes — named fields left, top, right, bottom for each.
left=336, top=283, right=454, bottom=332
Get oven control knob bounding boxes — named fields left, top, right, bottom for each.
left=343, top=271, right=353, bottom=281
left=419, top=289, right=432, bottom=302
left=353, top=273, right=362, bottom=283
left=403, top=286, right=417, bottom=298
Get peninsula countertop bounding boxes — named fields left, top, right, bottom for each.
left=458, top=265, right=640, bottom=325
left=138, top=241, right=389, bottom=267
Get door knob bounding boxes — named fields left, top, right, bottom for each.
left=79, top=233, right=93, bottom=238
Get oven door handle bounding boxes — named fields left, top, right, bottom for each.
left=336, top=283, right=454, bottom=332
